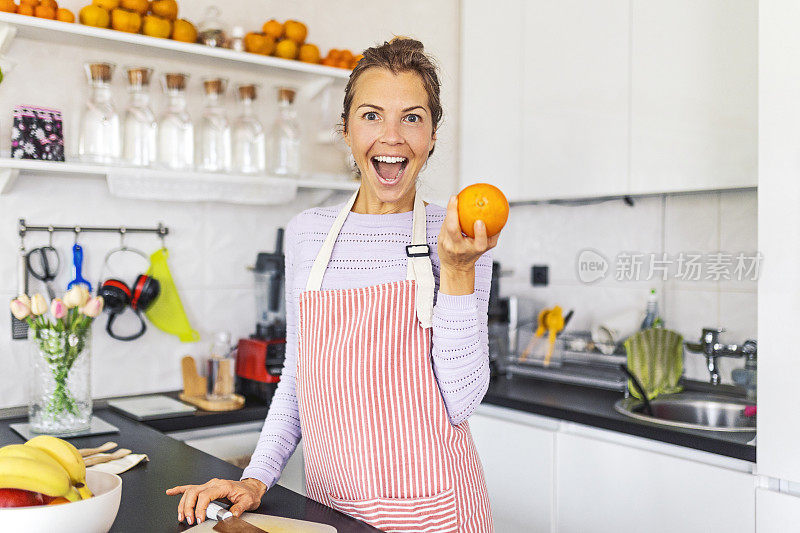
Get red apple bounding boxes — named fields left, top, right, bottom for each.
left=0, top=488, right=45, bottom=508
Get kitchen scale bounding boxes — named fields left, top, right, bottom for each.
left=10, top=416, right=119, bottom=440
left=107, top=394, right=196, bottom=421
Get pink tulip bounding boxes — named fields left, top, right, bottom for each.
left=80, top=296, right=104, bottom=318
left=50, top=298, right=67, bottom=320
left=17, top=294, right=31, bottom=308
left=9, top=298, right=31, bottom=320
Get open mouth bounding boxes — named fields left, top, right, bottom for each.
left=371, top=155, right=408, bottom=186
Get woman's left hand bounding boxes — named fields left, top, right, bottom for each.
left=437, top=195, right=500, bottom=295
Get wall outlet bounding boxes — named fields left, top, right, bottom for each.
left=531, top=265, right=549, bottom=286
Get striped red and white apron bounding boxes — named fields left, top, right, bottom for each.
left=296, top=192, right=493, bottom=533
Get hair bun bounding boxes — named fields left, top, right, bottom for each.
left=388, top=36, right=424, bottom=52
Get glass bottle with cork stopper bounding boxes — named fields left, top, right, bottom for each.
left=267, top=87, right=301, bottom=177
left=78, top=62, right=121, bottom=164
left=232, top=83, right=265, bottom=174
left=196, top=77, right=231, bottom=172
left=157, top=72, right=193, bottom=170
left=123, top=66, right=157, bottom=167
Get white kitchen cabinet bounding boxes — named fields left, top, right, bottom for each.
left=520, top=0, right=630, bottom=201
left=757, top=0, right=800, bottom=489
left=556, top=429, right=756, bottom=533
left=470, top=405, right=558, bottom=533
left=460, top=0, right=757, bottom=201
left=628, top=0, right=758, bottom=194
left=460, top=0, right=525, bottom=200
left=756, top=488, right=800, bottom=532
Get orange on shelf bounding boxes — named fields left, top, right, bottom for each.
left=320, top=57, right=336, bottom=67
left=79, top=4, right=110, bottom=27
left=244, top=32, right=275, bottom=55
left=55, top=7, right=74, bottom=21
left=298, top=43, right=320, bottom=64
left=92, top=0, right=119, bottom=10
left=262, top=19, right=282, bottom=40
left=171, top=18, right=197, bottom=43
left=327, top=48, right=342, bottom=61
left=111, top=8, right=141, bottom=32
left=40, top=0, right=57, bottom=9
left=19, top=0, right=37, bottom=6
left=456, top=183, right=509, bottom=238
left=142, top=13, right=171, bottom=38
left=120, top=0, right=147, bottom=15
left=339, top=49, right=354, bottom=63
left=149, top=0, right=177, bottom=21
left=274, top=38, right=298, bottom=60
left=34, top=4, right=56, bottom=18
left=16, top=3, right=34, bottom=15
left=283, top=19, right=306, bottom=45
left=0, top=0, right=16, bottom=14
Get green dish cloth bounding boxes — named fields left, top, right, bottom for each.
left=624, top=328, right=684, bottom=400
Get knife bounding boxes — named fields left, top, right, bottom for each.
left=207, top=502, right=269, bottom=533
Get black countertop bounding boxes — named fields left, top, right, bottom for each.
left=0, top=409, right=380, bottom=533
left=138, top=377, right=755, bottom=463
left=483, top=375, right=756, bottom=462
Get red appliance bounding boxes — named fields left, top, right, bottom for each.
left=235, top=337, right=283, bottom=385
left=235, top=229, right=286, bottom=403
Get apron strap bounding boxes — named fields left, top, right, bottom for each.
left=305, top=191, right=359, bottom=292
left=406, top=193, right=434, bottom=329
left=304, top=190, right=434, bottom=328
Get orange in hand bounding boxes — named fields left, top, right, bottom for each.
left=456, top=183, right=508, bottom=238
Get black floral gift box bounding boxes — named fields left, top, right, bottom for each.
left=11, top=105, right=65, bottom=161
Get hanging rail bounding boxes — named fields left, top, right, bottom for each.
left=18, top=219, right=169, bottom=240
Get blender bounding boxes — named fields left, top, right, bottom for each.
left=235, top=228, right=286, bottom=402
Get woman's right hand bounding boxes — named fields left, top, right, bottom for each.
left=165, top=477, right=267, bottom=525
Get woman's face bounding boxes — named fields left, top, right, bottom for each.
left=344, top=68, right=436, bottom=212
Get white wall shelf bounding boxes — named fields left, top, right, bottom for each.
left=0, top=12, right=350, bottom=87
left=0, top=158, right=359, bottom=204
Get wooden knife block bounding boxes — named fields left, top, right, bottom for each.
left=179, top=355, right=244, bottom=412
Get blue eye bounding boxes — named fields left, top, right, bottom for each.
left=406, top=114, right=421, bottom=123
left=364, top=111, right=378, bottom=120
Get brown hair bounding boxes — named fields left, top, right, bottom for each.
left=341, top=37, right=442, bottom=157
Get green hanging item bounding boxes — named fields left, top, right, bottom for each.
left=145, top=248, right=199, bottom=342
left=624, top=328, right=684, bottom=400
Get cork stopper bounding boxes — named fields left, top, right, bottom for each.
left=277, top=87, right=296, bottom=104
left=164, top=73, right=189, bottom=91
left=126, top=67, right=152, bottom=87
left=237, top=83, right=257, bottom=101
left=86, top=62, right=114, bottom=83
left=203, top=77, right=227, bottom=96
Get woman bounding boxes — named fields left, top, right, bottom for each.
left=167, top=37, right=498, bottom=532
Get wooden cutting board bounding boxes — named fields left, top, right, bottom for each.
left=184, top=512, right=337, bottom=533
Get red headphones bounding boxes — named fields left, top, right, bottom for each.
left=98, top=248, right=160, bottom=341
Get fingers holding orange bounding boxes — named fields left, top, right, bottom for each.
left=456, top=183, right=508, bottom=239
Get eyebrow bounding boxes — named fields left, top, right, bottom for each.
left=356, top=104, right=428, bottom=114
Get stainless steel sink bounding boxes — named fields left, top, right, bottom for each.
left=614, top=392, right=756, bottom=432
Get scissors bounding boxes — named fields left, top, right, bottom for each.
left=26, top=245, right=60, bottom=300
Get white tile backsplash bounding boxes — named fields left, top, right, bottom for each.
left=497, top=189, right=758, bottom=385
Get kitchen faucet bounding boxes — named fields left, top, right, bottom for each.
left=684, top=328, right=757, bottom=387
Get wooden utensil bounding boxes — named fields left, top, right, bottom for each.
left=78, top=441, right=117, bottom=457
left=83, top=448, right=132, bottom=466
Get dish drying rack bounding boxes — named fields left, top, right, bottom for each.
left=503, top=331, right=628, bottom=391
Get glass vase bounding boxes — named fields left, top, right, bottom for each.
left=29, top=328, right=92, bottom=436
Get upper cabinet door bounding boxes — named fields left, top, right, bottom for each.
left=460, top=0, right=525, bottom=198
left=629, top=0, right=758, bottom=194
left=521, top=0, right=630, bottom=201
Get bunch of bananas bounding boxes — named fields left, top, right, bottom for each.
left=0, top=436, right=93, bottom=503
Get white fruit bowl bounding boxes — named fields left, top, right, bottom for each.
left=0, top=470, right=122, bottom=533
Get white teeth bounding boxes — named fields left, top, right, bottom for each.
left=373, top=155, right=407, bottom=164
